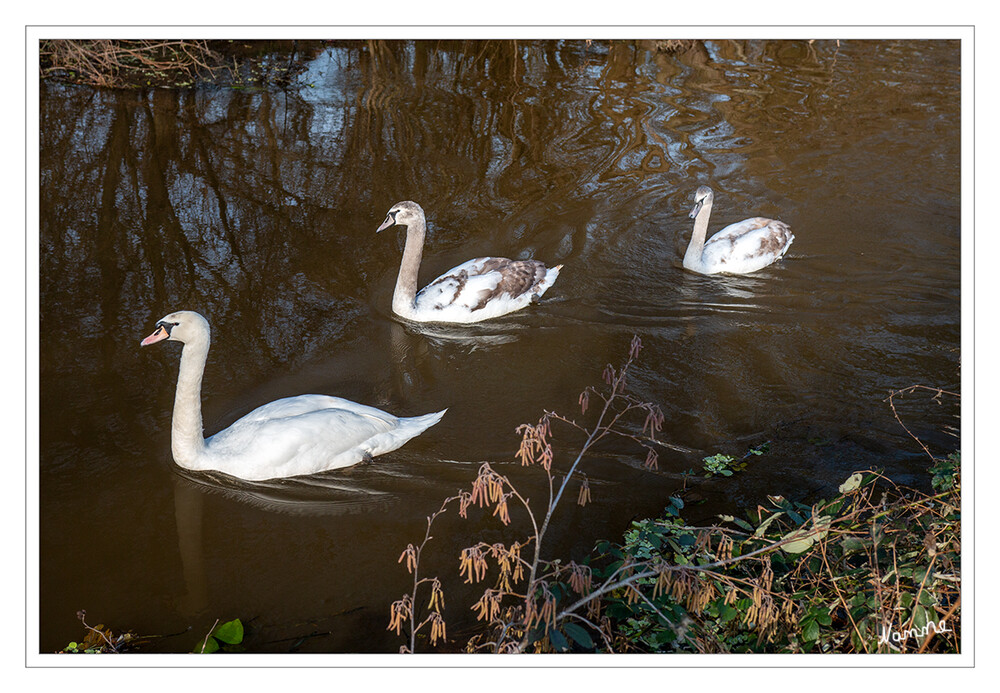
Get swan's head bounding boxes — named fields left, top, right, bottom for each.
left=140, top=310, right=211, bottom=348
left=377, top=200, right=425, bottom=233
left=689, top=185, right=714, bottom=219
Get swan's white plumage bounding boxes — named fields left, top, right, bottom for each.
left=378, top=201, right=561, bottom=324
left=141, top=311, right=445, bottom=481
left=683, top=186, right=793, bottom=275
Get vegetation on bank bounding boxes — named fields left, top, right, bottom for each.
left=388, top=338, right=960, bottom=654
left=590, top=459, right=959, bottom=653
left=38, top=39, right=309, bottom=89
left=58, top=612, right=245, bottom=654
left=38, top=38, right=707, bottom=91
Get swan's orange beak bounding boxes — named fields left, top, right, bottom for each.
left=140, top=325, right=170, bottom=347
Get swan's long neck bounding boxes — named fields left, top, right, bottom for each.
left=171, top=338, right=209, bottom=467
left=393, top=217, right=426, bottom=318
left=683, top=198, right=713, bottom=271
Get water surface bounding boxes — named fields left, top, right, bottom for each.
left=38, top=39, right=961, bottom=653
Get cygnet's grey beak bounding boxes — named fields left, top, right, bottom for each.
left=377, top=213, right=396, bottom=233
left=689, top=199, right=704, bottom=219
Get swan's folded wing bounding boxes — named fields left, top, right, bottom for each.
left=205, top=407, right=396, bottom=479
left=418, top=257, right=550, bottom=310
left=416, top=258, right=503, bottom=311
left=703, top=218, right=793, bottom=268
left=229, top=394, right=398, bottom=425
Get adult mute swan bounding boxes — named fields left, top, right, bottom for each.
left=683, top=186, right=794, bottom=275
left=377, top=200, right=562, bottom=323
left=140, top=310, right=446, bottom=481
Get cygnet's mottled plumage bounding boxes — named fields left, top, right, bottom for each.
left=683, top=186, right=793, bottom=275
left=377, top=201, right=561, bottom=323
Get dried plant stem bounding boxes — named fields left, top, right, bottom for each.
left=199, top=618, right=219, bottom=654
left=76, top=610, right=121, bottom=653
left=886, top=385, right=959, bottom=461
left=818, top=535, right=869, bottom=653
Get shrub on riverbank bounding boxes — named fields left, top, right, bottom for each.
left=390, top=339, right=960, bottom=654
left=594, top=458, right=959, bottom=653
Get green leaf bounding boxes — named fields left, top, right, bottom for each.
left=653, top=629, right=676, bottom=645
left=840, top=536, right=866, bottom=555
left=780, top=516, right=832, bottom=554
left=606, top=602, right=632, bottom=620
left=802, top=617, right=820, bottom=642
left=753, top=512, right=783, bottom=538
left=562, top=622, right=594, bottom=649
left=548, top=627, right=570, bottom=652
left=195, top=636, right=220, bottom=653
left=212, top=619, right=244, bottom=645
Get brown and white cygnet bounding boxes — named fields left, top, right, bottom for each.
left=377, top=200, right=561, bottom=323
left=683, top=186, right=793, bottom=275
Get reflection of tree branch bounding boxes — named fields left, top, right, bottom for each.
left=96, top=98, right=130, bottom=325
left=190, top=110, right=246, bottom=277
left=138, top=96, right=197, bottom=303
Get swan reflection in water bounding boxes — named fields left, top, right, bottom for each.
left=169, top=462, right=406, bottom=617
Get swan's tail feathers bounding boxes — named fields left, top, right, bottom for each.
left=365, top=409, right=447, bottom=460
left=405, top=408, right=448, bottom=431
left=531, top=263, right=562, bottom=301
left=780, top=227, right=795, bottom=259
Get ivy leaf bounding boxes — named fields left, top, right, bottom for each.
left=814, top=608, right=833, bottom=626
left=802, top=617, right=820, bottom=642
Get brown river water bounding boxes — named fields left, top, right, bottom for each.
left=37, top=39, right=961, bottom=654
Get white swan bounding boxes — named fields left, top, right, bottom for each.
left=683, top=186, right=794, bottom=275
left=140, top=310, right=446, bottom=481
left=377, top=200, right=562, bottom=323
